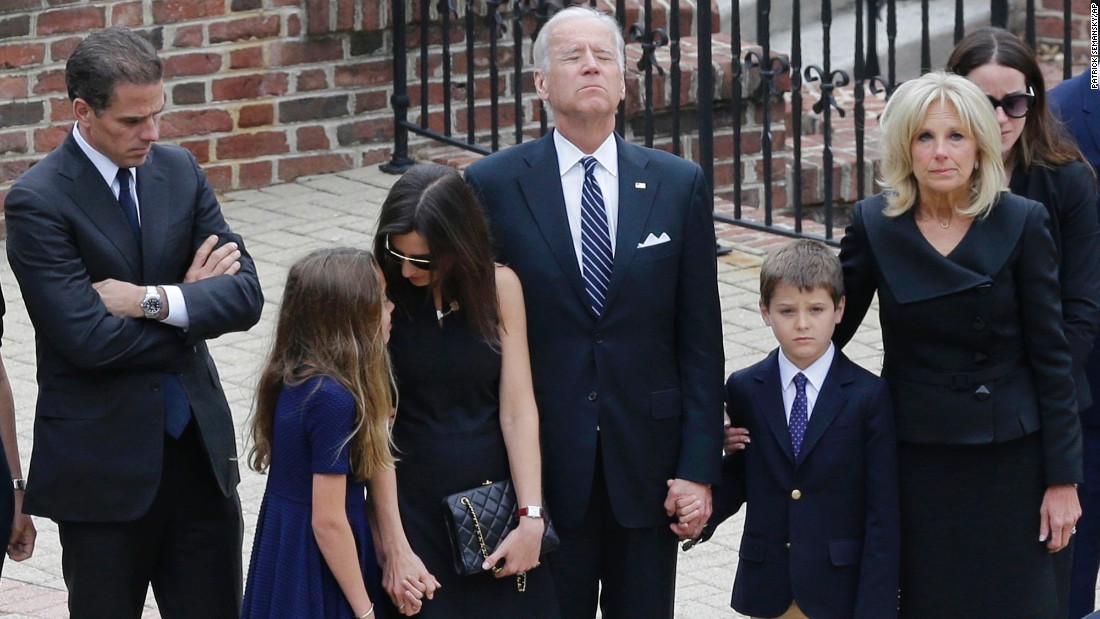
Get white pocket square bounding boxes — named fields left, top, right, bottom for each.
left=637, top=232, right=671, bottom=248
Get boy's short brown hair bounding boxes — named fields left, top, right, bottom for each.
left=759, top=239, right=844, bottom=308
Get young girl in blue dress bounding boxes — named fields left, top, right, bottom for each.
left=242, top=247, right=400, bottom=619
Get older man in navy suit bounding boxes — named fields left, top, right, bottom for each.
left=465, top=6, right=724, bottom=618
left=4, top=28, right=263, bottom=618
left=1052, top=67, right=1100, bottom=618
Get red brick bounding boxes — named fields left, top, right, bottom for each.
left=163, top=53, right=222, bottom=78
left=110, top=1, right=144, bottom=27
left=0, top=101, right=43, bottom=128
left=203, top=165, right=232, bottom=192
left=0, top=132, right=27, bottom=155
left=49, top=97, right=74, bottom=122
left=360, top=147, right=389, bottom=167
left=37, top=6, right=105, bottom=35
left=217, top=131, right=289, bottom=159
left=152, top=0, right=225, bottom=23
left=239, top=160, right=272, bottom=188
left=33, top=125, right=69, bottom=152
left=49, top=37, right=82, bottom=62
left=287, top=14, right=301, bottom=37
left=335, top=60, right=391, bottom=87
left=0, top=43, right=45, bottom=69
left=0, top=0, right=38, bottom=11
left=178, top=139, right=210, bottom=163
left=159, top=109, right=233, bottom=139
left=212, top=73, right=289, bottom=101
left=172, top=25, right=205, bottom=48
left=238, top=103, right=274, bottom=128
left=279, top=95, right=348, bottom=123
left=336, top=118, right=391, bottom=145
left=296, top=125, right=329, bottom=151
left=229, top=46, right=264, bottom=69
left=0, top=77, right=28, bottom=99
left=33, top=69, right=66, bottom=95
left=297, top=68, right=329, bottom=91
left=231, top=0, right=263, bottom=10
left=277, top=153, right=352, bottom=182
left=209, top=15, right=280, bottom=44
left=355, top=91, right=389, bottom=114
left=0, top=15, right=31, bottom=39
left=269, top=39, right=343, bottom=66
left=0, top=160, right=35, bottom=186
left=306, top=0, right=331, bottom=35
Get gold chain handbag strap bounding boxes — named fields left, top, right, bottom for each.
left=459, top=496, right=528, bottom=592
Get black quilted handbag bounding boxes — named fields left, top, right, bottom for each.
left=442, top=479, right=560, bottom=589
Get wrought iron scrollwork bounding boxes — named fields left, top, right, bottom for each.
left=805, top=65, right=850, bottom=118
left=628, top=23, right=668, bottom=76
left=744, top=50, right=790, bottom=101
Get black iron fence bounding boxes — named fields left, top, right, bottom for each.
left=385, top=0, right=1083, bottom=244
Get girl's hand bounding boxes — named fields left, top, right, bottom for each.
left=382, top=547, right=440, bottom=614
left=482, top=517, right=544, bottom=577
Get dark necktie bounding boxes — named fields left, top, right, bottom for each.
left=117, top=169, right=191, bottom=437
left=790, top=373, right=809, bottom=457
left=580, top=156, right=612, bottom=315
left=116, top=168, right=141, bottom=243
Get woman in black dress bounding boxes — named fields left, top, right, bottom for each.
left=947, top=30, right=1100, bottom=617
left=835, top=72, right=1082, bottom=618
left=369, top=164, right=558, bottom=618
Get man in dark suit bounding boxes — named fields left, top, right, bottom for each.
left=1051, top=68, right=1100, bottom=618
left=3, top=27, right=263, bottom=618
left=709, top=240, right=898, bottom=619
left=464, top=6, right=724, bottom=618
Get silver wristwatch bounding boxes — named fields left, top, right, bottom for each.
left=140, top=285, right=163, bottom=320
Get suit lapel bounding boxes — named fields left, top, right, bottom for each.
left=61, top=135, right=143, bottom=277
left=797, top=353, right=853, bottom=464
left=751, top=351, right=796, bottom=463
left=517, top=133, right=589, bottom=310
left=135, top=149, right=169, bottom=281
left=602, top=136, right=657, bottom=314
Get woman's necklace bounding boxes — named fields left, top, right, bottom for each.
left=919, top=210, right=952, bottom=229
left=436, top=300, right=460, bottom=321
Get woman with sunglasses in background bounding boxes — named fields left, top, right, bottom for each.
left=368, top=164, right=559, bottom=617
left=948, top=28, right=1100, bottom=619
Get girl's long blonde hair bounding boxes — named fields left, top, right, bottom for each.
left=249, top=247, right=395, bottom=480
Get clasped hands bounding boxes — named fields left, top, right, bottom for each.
left=92, top=235, right=240, bottom=317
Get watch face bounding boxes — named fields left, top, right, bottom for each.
left=141, top=298, right=162, bottom=316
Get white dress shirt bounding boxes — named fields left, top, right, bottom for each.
left=72, top=123, right=189, bottom=328
left=552, top=130, right=620, bottom=267
left=777, top=343, right=836, bottom=423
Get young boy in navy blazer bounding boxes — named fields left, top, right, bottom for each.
left=707, top=239, right=899, bottom=619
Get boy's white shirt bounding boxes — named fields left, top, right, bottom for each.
left=777, top=343, right=835, bottom=424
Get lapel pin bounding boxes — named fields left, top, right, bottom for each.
left=634, top=181, right=646, bottom=189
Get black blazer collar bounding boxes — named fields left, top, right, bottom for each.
left=861, top=192, right=1026, bottom=304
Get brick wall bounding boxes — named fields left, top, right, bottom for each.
left=0, top=0, right=398, bottom=201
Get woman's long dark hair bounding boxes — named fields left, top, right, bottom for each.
left=373, top=163, right=500, bottom=345
left=947, top=27, right=1086, bottom=172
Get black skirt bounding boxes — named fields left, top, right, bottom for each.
left=898, top=433, right=1057, bottom=618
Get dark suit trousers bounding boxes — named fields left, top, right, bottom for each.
left=1070, top=424, right=1100, bottom=617
left=57, top=421, right=242, bottom=619
left=546, top=441, right=678, bottom=619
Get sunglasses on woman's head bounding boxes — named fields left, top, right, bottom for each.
left=986, top=87, right=1035, bottom=119
left=385, top=237, right=434, bottom=270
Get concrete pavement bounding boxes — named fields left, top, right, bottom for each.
left=0, top=163, right=888, bottom=618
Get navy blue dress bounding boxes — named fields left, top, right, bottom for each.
left=389, top=298, right=557, bottom=618
left=242, top=376, right=387, bottom=619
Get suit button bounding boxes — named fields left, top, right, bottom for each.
left=977, top=284, right=992, bottom=295
left=151, top=381, right=161, bottom=392
left=974, top=385, right=991, bottom=401
left=785, top=542, right=791, bottom=549
left=595, top=333, right=604, bottom=344
left=972, top=317, right=986, bottom=331
left=588, top=391, right=598, bottom=402
left=790, top=489, right=802, bottom=500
